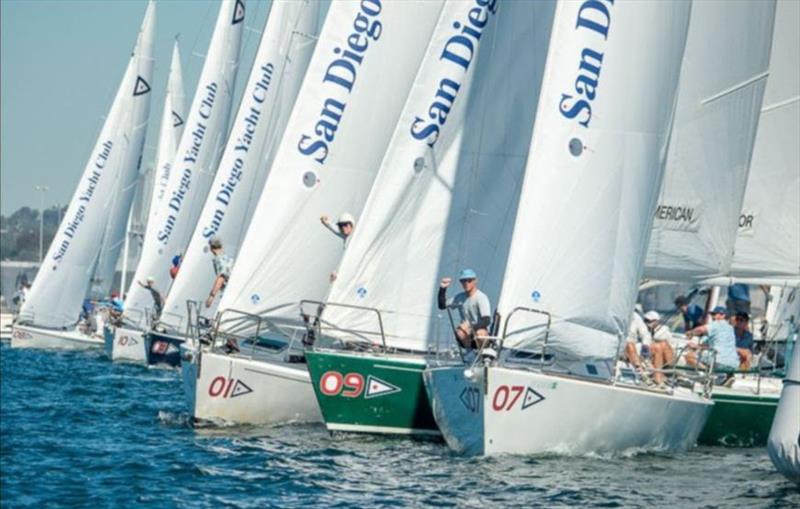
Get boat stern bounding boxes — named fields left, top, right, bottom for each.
left=145, top=330, right=184, bottom=367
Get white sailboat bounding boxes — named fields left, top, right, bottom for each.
left=158, top=0, right=320, bottom=339
left=303, top=0, right=556, bottom=436
left=12, top=2, right=156, bottom=350
left=108, top=40, right=186, bottom=363
left=115, top=0, right=245, bottom=351
left=181, top=0, right=447, bottom=425
left=424, top=0, right=713, bottom=456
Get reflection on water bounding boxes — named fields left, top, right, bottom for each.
left=1, top=344, right=798, bottom=508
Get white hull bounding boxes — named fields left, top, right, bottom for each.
left=768, top=342, right=800, bottom=481
left=10, top=323, right=103, bottom=350
left=107, top=326, right=147, bottom=363
left=424, top=365, right=713, bottom=456
left=181, top=346, right=322, bottom=426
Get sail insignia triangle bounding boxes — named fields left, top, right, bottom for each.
left=172, top=111, right=184, bottom=128
left=133, top=76, right=151, bottom=96
left=232, top=0, right=245, bottom=25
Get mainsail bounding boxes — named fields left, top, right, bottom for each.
left=320, top=0, right=556, bottom=352
left=497, top=0, right=691, bottom=360
left=160, top=0, right=320, bottom=331
left=124, top=0, right=245, bottom=325
left=217, top=0, right=446, bottom=333
left=19, top=2, right=156, bottom=329
left=726, top=0, right=800, bottom=284
left=643, top=0, right=776, bottom=283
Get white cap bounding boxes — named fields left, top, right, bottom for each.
left=337, top=212, right=355, bottom=226
left=643, top=310, right=661, bottom=322
left=146, top=276, right=155, bottom=283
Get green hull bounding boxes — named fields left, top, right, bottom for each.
left=305, top=350, right=440, bottom=436
left=697, top=392, right=778, bottom=447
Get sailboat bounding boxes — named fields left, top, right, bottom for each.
left=114, top=0, right=245, bottom=354
left=107, top=39, right=186, bottom=363
left=146, top=0, right=320, bottom=367
left=303, top=0, right=554, bottom=437
left=180, top=0, right=446, bottom=426
left=692, top=0, right=799, bottom=446
left=12, top=2, right=156, bottom=350
left=423, top=0, right=713, bottom=456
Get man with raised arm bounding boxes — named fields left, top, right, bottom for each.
left=320, top=212, right=355, bottom=282
left=437, top=269, right=492, bottom=349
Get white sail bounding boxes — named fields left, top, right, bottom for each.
left=125, top=0, right=245, bottom=326
left=217, top=0, right=446, bottom=332
left=497, top=0, right=691, bottom=360
left=728, top=0, right=800, bottom=283
left=19, top=3, right=156, bottom=329
left=147, top=40, right=187, bottom=223
left=160, top=0, right=320, bottom=331
left=88, top=2, right=162, bottom=299
left=321, top=0, right=555, bottom=351
left=643, top=1, right=776, bottom=283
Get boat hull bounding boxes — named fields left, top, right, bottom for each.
left=108, top=326, right=148, bottom=363
left=182, top=346, right=322, bottom=425
left=697, top=379, right=780, bottom=447
left=305, top=350, right=440, bottom=436
left=1, top=312, right=13, bottom=341
left=146, top=330, right=184, bottom=367
left=424, top=365, right=713, bottom=456
left=10, top=323, right=103, bottom=350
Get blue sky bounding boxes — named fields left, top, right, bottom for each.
left=1, top=0, right=327, bottom=215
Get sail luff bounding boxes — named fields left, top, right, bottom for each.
left=19, top=3, right=157, bottom=329
left=160, top=0, right=320, bottom=331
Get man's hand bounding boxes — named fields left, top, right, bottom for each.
left=440, top=277, right=452, bottom=288
left=320, top=215, right=329, bottom=225
left=205, top=295, right=214, bottom=308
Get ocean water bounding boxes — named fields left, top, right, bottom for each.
left=1, top=343, right=797, bottom=508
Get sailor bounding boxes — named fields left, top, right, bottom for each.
left=733, top=311, right=754, bottom=371
left=137, top=277, right=163, bottom=320
left=205, top=238, right=233, bottom=308
left=643, top=310, right=673, bottom=386
left=320, top=212, right=355, bottom=282
left=169, top=254, right=182, bottom=280
left=623, top=304, right=651, bottom=372
left=109, top=292, right=124, bottom=320
left=437, top=269, right=492, bottom=349
left=685, top=306, right=740, bottom=371
left=726, top=283, right=751, bottom=315
left=674, top=295, right=705, bottom=331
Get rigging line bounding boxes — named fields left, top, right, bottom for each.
left=761, top=95, right=800, bottom=114
left=700, top=71, right=769, bottom=106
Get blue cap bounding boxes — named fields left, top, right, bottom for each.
left=711, top=306, right=728, bottom=315
left=458, top=268, right=477, bottom=281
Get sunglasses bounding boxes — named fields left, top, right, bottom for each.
left=460, top=278, right=476, bottom=283
left=337, top=222, right=353, bottom=228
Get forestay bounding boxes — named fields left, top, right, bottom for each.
left=727, top=0, right=800, bottom=284
left=217, top=0, right=445, bottom=333
left=160, top=0, right=320, bottom=331
left=125, top=0, right=245, bottom=326
left=497, top=0, right=691, bottom=360
left=320, top=0, right=556, bottom=352
left=19, top=3, right=156, bottom=329
left=644, top=0, right=776, bottom=283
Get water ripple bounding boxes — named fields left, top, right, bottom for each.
left=2, top=343, right=799, bottom=508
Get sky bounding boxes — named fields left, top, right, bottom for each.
left=0, top=0, right=326, bottom=215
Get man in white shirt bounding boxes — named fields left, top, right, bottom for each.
left=644, top=310, right=673, bottom=385
left=624, top=304, right=651, bottom=371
